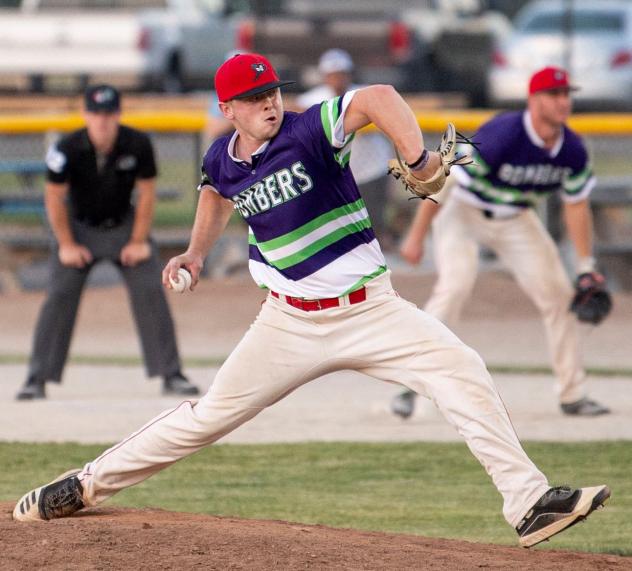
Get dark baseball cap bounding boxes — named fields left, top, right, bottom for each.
left=84, top=84, right=121, bottom=113
left=214, top=53, right=294, bottom=102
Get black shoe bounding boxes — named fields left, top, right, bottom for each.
left=561, top=398, right=610, bottom=416
left=163, top=373, right=200, bottom=396
left=391, top=390, right=416, bottom=419
left=13, top=469, right=84, bottom=522
left=15, top=377, right=46, bottom=400
left=516, top=485, right=610, bottom=548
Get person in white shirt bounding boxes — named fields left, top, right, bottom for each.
left=296, top=49, right=395, bottom=248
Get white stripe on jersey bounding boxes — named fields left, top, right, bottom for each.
left=250, top=205, right=371, bottom=264
left=561, top=175, right=596, bottom=204
left=249, top=240, right=386, bottom=298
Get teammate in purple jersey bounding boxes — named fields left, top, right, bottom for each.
left=394, top=66, right=610, bottom=420
left=13, top=55, right=609, bottom=548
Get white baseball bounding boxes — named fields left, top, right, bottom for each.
left=169, top=268, right=192, bottom=293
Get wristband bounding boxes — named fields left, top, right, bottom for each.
left=407, top=149, right=430, bottom=171
left=577, top=256, right=596, bottom=275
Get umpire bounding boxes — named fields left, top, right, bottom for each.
left=16, top=84, right=199, bottom=400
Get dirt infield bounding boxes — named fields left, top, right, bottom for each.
left=2, top=270, right=632, bottom=367
left=2, top=503, right=629, bottom=571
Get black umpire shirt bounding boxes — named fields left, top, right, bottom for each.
left=45, top=125, right=157, bottom=227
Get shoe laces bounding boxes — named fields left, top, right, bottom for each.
left=543, top=485, right=573, bottom=502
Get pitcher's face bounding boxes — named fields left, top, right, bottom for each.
left=221, top=88, right=283, bottom=143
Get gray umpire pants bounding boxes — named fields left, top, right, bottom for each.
left=27, top=215, right=182, bottom=384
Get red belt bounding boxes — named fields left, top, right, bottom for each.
left=270, top=287, right=367, bottom=311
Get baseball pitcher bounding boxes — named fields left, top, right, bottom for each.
left=13, top=55, right=609, bottom=548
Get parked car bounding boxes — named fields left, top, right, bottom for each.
left=233, top=0, right=510, bottom=99
left=403, top=0, right=511, bottom=104
left=233, top=0, right=431, bottom=93
left=0, top=0, right=238, bottom=92
left=488, top=0, right=632, bottom=109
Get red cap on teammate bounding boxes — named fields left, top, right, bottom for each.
left=528, top=66, right=579, bottom=95
left=214, top=53, right=295, bottom=102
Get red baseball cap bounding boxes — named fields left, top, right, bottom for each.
left=215, top=53, right=294, bottom=102
left=528, top=66, right=579, bottom=95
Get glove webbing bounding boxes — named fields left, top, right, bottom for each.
left=397, top=131, right=479, bottom=201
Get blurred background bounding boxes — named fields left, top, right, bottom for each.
left=1, top=0, right=631, bottom=292
left=1, top=4, right=631, bottom=557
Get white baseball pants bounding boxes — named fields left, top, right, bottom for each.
left=426, top=198, right=586, bottom=404
left=79, top=271, right=549, bottom=527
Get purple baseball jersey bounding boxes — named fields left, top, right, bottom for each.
left=199, top=93, right=386, bottom=298
left=452, top=111, right=595, bottom=214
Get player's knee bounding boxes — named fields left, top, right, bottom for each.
left=424, top=339, right=487, bottom=377
left=533, top=281, right=574, bottom=314
left=433, top=277, right=475, bottom=304
left=194, top=393, right=265, bottom=430
left=47, top=283, right=83, bottom=303
left=455, top=343, right=487, bottom=374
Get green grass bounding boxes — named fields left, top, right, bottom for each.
left=1, top=441, right=629, bottom=555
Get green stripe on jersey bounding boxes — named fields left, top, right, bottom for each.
left=252, top=199, right=367, bottom=251
left=271, top=218, right=372, bottom=270
left=463, top=149, right=490, bottom=177
left=564, top=166, right=592, bottom=194
left=248, top=199, right=372, bottom=270
left=320, top=98, right=354, bottom=168
left=468, top=176, right=539, bottom=206
left=342, top=265, right=387, bottom=295
left=334, top=144, right=352, bottom=168
left=320, top=98, right=340, bottom=145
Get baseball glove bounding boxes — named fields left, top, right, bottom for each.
left=387, top=123, right=474, bottom=199
left=569, top=272, right=613, bottom=324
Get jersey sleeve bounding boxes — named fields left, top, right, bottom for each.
left=197, top=140, right=221, bottom=195
left=45, top=138, right=70, bottom=184
left=136, top=132, right=158, bottom=179
left=293, top=91, right=357, bottom=171
left=560, top=135, right=596, bottom=203
left=197, top=165, right=219, bottom=194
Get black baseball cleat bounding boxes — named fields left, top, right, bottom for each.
left=13, top=469, right=85, bottom=522
left=516, top=485, right=610, bottom=548
left=391, top=390, right=416, bottom=419
left=15, top=376, right=46, bottom=400
left=561, top=398, right=610, bottom=416
left=162, top=373, right=200, bottom=396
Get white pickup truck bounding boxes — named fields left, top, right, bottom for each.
left=0, top=0, right=239, bottom=92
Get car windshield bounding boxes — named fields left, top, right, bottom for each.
left=521, top=10, right=625, bottom=34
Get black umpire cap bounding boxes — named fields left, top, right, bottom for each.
left=84, top=84, right=121, bottom=113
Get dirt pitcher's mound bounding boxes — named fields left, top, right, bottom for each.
left=1, top=503, right=629, bottom=570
